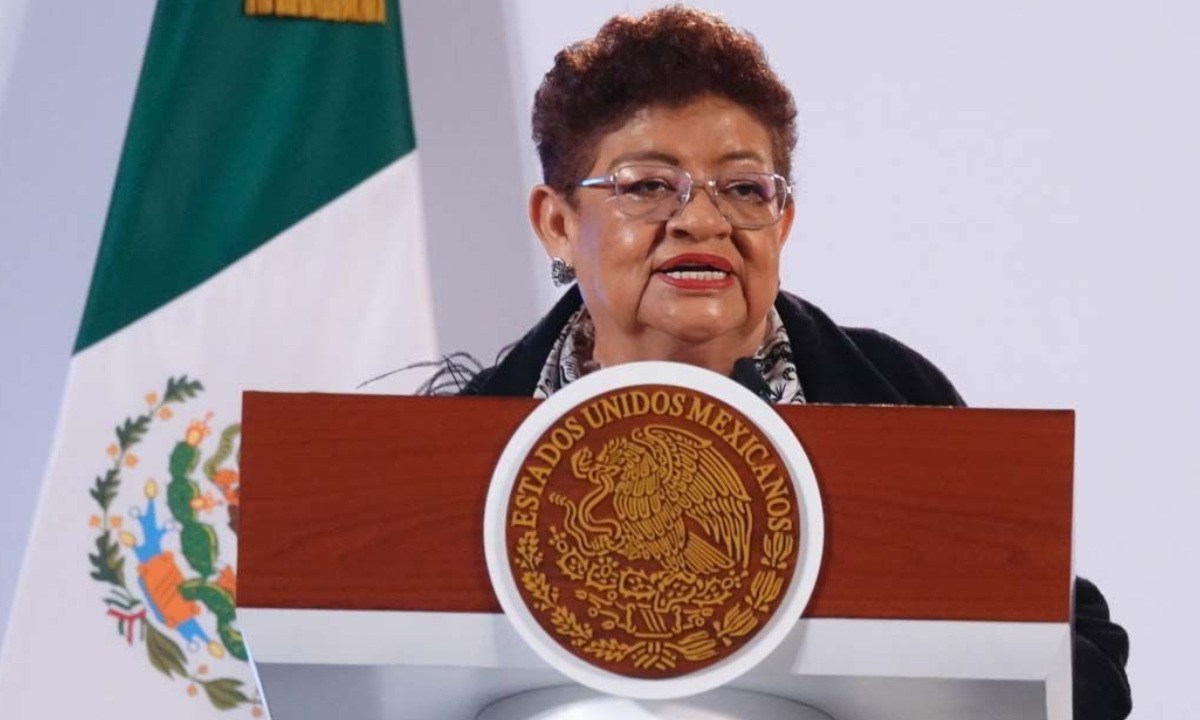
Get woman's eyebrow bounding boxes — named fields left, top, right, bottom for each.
left=606, top=151, right=680, bottom=170
left=717, top=150, right=769, bottom=164
left=604, top=149, right=769, bottom=172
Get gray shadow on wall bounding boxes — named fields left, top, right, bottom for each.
left=400, top=0, right=542, bottom=366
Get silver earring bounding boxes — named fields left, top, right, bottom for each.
left=551, top=257, right=576, bottom=286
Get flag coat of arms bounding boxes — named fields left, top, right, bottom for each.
left=0, top=2, right=436, bottom=717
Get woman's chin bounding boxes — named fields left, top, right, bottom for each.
left=640, top=293, right=746, bottom=339
left=643, top=313, right=746, bottom=350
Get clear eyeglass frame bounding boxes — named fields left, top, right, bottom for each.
left=577, top=164, right=792, bottom=230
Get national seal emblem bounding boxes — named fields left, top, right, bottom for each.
left=485, top=362, right=824, bottom=699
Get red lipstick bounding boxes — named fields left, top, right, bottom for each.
left=655, top=253, right=736, bottom=290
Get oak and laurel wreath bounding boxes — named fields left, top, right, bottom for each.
left=513, top=525, right=794, bottom=672
left=86, top=375, right=261, bottom=712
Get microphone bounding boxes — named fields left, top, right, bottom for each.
left=730, top=358, right=774, bottom=404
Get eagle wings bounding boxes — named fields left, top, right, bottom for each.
left=569, top=424, right=752, bottom=574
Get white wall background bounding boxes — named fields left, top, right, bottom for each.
left=2, top=1, right=1197, bottom=717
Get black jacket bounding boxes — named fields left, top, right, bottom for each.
left=464, top=286, right=1132, bottom=718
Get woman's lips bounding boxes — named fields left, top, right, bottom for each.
left=655, top=253, right=736, bottom=290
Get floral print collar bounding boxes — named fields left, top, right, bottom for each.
left=534, top=306, right=805, bottom=404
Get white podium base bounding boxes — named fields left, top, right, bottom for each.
left=476, top=686, right=834, bottom=720
left=244, top=611, right=1073, bottom=720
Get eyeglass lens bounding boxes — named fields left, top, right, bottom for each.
left=610, top=165, right=785, bottom=228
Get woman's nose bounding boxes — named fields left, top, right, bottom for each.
left=667, top=184, right=732, bottom=239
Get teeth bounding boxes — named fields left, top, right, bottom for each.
left=664, top=269, right=728, bottom=280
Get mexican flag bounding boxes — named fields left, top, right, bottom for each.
left=0, top=2, right=435, bottom=718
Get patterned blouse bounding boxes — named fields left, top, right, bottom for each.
left=533, top=306, right=806, bottom=404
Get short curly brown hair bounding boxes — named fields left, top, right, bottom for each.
left=532, top=5, right=797, bottom=195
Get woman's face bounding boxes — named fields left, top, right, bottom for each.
left=532, top=94, right=794, bottom=367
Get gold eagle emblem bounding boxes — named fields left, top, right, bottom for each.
left=555, top=424, right=753, bottom=577
left=507, top=388, right=800, bottom=676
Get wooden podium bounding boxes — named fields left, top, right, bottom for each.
left=236, top=392, right=1074, bottom=720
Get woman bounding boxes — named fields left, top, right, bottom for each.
left=452, top=6, right=1130, bottom=717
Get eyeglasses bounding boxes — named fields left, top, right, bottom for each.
left=577, top=164, right=791, bottom=229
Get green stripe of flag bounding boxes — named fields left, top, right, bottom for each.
left=76, top=0, right=416, bottom=352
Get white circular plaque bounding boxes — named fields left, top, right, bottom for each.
left=484, top=361, right=824, bottom=699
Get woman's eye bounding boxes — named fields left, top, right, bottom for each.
left=623, top=178, right=675, bottom=197
left=723, top=180, right=769, bottom=201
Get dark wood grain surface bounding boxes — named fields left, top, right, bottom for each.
left=238, top=393, right=1072, bottom=622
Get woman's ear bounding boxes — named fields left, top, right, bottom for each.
left=529, top=184, right=575, bottom=263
